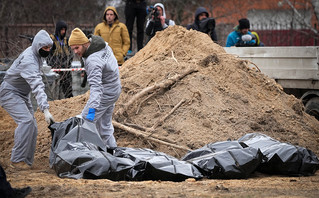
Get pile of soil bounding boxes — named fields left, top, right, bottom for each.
left=1, top=25, right=319, bottom=197
left=115, top=25, right=319, bottom=157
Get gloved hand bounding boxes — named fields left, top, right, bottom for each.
left=86, top=108, right=96, bottom=121
left=43, top=109, right=55, bottom=125
left=241, top=34, right=252, bottom=42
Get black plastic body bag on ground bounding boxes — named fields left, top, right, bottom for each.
left=181, top=141, right=263, bottom=179
left=48, top=117, right=203, bottom=181
left=182, top=133, right=319, bottom=178
left=238, top=133, right=319, bottom=176
left=49, top=117, right=319, bottom=180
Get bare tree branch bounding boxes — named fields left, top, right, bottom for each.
left=113, top=120, right=191, bottom=152
left=284, top=0, right=318, bottom=34
left=312, top=0, right=319, bottom=23
left=116, top=68, right=197, bottom=117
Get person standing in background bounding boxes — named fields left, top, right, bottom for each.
left=145, top=3, right=175, bottom=42
left=94, top=6, right=130, bottom=66
left=226, top=18, right=256, bottom=47
left=187, top=7, right=217, bottom=42
left=47, top=20, right=73, bottom=99
left=125, top=0, right=147, bottom=53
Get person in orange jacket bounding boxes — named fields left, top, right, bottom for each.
left=94, top=6, right=130, bottom=66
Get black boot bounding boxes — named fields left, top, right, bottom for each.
left=9, top=186, right=32, bottom=198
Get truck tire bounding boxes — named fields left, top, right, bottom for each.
left=305, top=97, right=319, bottom=120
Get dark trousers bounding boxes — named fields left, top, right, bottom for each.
left=58, top=71, right=73, bottom=99
left=125, top=1, right=147, bottom=51
left=0, top=164, right=14, bottom=198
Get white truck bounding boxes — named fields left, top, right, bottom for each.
left=224, top=46, right=319, bottom=120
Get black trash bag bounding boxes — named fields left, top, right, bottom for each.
left=114, top=147, right=203, bottom=181
left=181, top=141, right=263, bottom=179
left=238, top=133, right=319, bottom=176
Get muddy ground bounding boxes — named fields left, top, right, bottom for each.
left=1, top=26, right=319, bottom=197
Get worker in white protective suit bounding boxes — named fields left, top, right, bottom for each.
left=69, top=28, right=121, bottom=148
left=0, top=30, right=55, bottom=170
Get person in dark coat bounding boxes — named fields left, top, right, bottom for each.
left=145, top=3, right=175, bottom=42
left=187, top=7, right=217, bottom=42
left=47, top=20, right=73, bottom=99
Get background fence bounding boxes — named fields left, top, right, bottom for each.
left=0, top=23, right=95, bottom=59
left=1, top=22, right=318, bottom=59
left=216, top=22, right=318, bottom=47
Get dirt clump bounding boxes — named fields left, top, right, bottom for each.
left=1, top=25, right=319, bottom=197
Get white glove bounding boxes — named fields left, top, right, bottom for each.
left=43, top=109, right=55, bottom=125
left=242, top=34, right=252, bottom=42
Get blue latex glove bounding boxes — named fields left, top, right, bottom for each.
left=86, top=108, right=96, bottom=121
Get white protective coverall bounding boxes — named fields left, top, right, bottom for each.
left=0, top=30, right=53, bottom=165
left=81, top=35, right=121, bottom=148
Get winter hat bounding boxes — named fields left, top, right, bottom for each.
left=69, top=28, right=89, bottom=46
left=238, top=18, right=250, bottom=30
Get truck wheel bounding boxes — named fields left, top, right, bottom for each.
left=305, top=97, right=319, bottom=120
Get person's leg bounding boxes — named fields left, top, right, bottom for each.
left=1, top=164, right=32, bottom=197
left=24, top=96, right=38, bottom=165
left=136, top=6, right=147, bottom=51
left=96, top=104, right=117, bottom=148
left=56, top=71, right=64, bottom=99
left=0, top=164, right=14, bottom=197
left=0, top=92, right=37, bottom=166
left=61, top=71, right=73, bottom=98
left=81, top=85, right=120, bottom=148
left=125, top=2, right=136, bottom=51
left=82, top=101, right=117, bottom=148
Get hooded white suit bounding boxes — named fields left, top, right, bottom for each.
left=0, top=30, right=53, bottom=165
left=81, top=35, right=121, bottom=148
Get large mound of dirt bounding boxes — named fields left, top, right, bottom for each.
left=1, top=25, right=319, bottom=197
left=115, top=25, right=319, bottom=157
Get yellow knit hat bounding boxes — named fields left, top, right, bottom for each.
left=69, top=28, right=89, bottom=46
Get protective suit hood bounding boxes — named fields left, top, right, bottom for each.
left=32, top=30, right=53, bottom=57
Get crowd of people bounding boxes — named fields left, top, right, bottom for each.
left=0, top=2, right=264, bottom=197
left=45, top=2, right=264, bottom=73
left=43, top=2, right=265, bottom=87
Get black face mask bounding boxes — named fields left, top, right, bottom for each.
left=39, top=48, right=50, bottom=57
